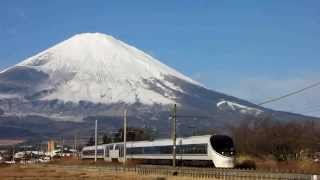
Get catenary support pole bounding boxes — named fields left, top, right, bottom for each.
left=94, top=119, right=98, bottom=162
left=172, top=104, right=177, bottom=168
left=124, top=109, right=127, bottom=166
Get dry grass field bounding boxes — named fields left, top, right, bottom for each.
left=0, top=158, right=317, bottom=180
left=237, top=155, right=320, bottom=173
left=0, top=164, right=214, bottom=180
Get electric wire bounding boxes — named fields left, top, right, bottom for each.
left=258, top=81, right=320, bottom=106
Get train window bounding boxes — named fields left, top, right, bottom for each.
left=128, top=147, right=140, bottom=154
left=82, top=150, right=89, bottom=156
left=83, top=150, right=94, bottom=156
left=210, top=135, right=235, bottom=157
left=127, top=146, right=171, bottom=155
left=82, top=149, right=105, bottom=156
left=160, top=146, right=172, bottom=154
left=144, top=146, right=160, bottom=154
left=97, top=149, right=104, bottom=155
left=177, top=144, right=207, bottom=154
left=127, top=144, right=208, bottom=155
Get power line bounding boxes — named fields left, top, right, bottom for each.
left=258, top=81, right=320, bottom=106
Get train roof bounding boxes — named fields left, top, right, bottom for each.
left=82, top=144, right=106, bottom=150
left=128, top=134, right=212, bottom=143
left=126, top=135, right=212, bottom=147
left=82, top=135, right=215, bottom=150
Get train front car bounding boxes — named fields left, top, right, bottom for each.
left=209, top=135, right=235, bottom=168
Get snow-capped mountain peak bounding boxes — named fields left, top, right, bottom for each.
left=217, top=100, right=263, bottom=116
left=19, top=33, right=198, bottom=85
left=2, top=33, right=202, bottom=105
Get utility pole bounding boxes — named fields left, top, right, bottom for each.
left=11, top=145, right=15, bottom=163
left=73, top=134, right=77, bottom=158
left=94, top=120, right=98, bottom=162
left=60, top=136, right=64, bottom=158
left=123, top=109, right=127, bottom=166
left=73, top=134, right=76, bottom=150
left=24, top=143, right=26, bottom=165
left=172, top=104, right=177, bottom=168
left=75, top=133, right=79, bottom=159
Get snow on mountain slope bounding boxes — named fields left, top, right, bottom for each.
left=217, top=100, right=263, bottom=116
left=3, top=33, right=203, bottom=105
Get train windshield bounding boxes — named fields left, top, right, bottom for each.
left=210, top=135, right=235, bottom=157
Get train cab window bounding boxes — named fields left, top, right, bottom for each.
left=210, top=135, right=235, bottom=157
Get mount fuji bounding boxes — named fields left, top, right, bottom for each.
left=0, top=33, right=318, bottom=140
left=1, top=33, right=200, bottom=105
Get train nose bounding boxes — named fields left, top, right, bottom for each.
left=214, top=158, right=235, bottom=168
left=224, top=159, right=235, bottom=168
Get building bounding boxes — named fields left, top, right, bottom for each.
left=47, top=140, right=56, bottom=153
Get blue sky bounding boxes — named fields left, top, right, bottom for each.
left=1, top=0, right=320, bottom=116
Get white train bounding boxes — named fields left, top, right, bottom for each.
left=81, top=135, right=235, bottom=168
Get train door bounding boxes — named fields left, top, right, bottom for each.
left=103, top=145, right=109, bottom=161
left=109, top=144, right=120, bottom=162
left=115, top=144, right=124, bottom=162
left=104, top=145, right=111, bottom=162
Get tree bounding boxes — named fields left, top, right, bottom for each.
left=102, top=134, right=112, bottom=144
left=228, top=116, right=320, bottom=161
left=113, top=127, right=152, bottom=142
left=87, top=137, right=95, bottom=146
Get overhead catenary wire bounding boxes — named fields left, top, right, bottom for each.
left=258, top=81, right=320, bottom=106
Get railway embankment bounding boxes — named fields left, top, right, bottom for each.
left=1, top=162, right=317, bottom=180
